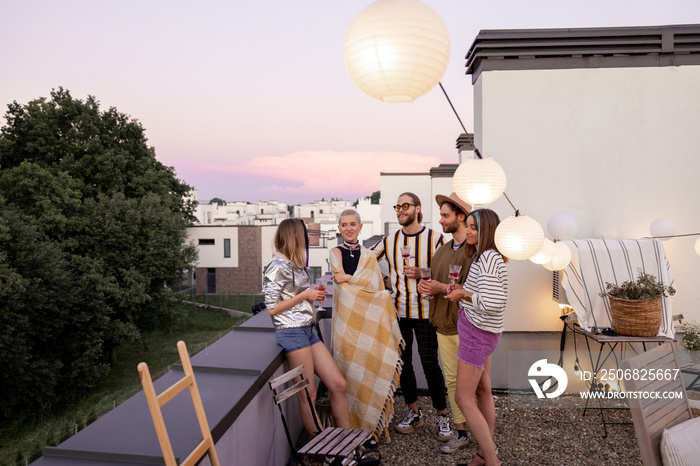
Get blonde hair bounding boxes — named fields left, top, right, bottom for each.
left=339, top=209, right=362, bottom=224
left=274, top=218, right=308, bottom=268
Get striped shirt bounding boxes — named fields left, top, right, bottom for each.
left=372, top=227, right=444, bottom=319
left=459, top=249, right=508, bottom=333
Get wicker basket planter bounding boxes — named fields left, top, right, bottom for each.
left=608, top=296, right=662, bottom=337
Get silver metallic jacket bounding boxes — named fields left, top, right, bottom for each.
left=263, top=255, right=315, bottom=330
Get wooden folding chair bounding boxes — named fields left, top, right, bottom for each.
left=269, top=364, right=371, bottom=466
left=138, top=341, right=221, bottom=466
left=620, top=342, right=692, bottom=466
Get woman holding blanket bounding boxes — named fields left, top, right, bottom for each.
left=446, top=208, right=508, bottom=466
left=330, top=209, right=404, bottom=442
left=263, top=218, right=350, bottom=437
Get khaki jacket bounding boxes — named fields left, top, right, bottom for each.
left=428, top=240, right=472, bottom=335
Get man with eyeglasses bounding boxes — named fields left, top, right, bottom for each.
left=371, top=192, right=451, bottom=442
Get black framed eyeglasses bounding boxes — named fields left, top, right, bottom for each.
left=393, top=203, right=416, bottom=212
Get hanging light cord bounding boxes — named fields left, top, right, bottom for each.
left=439, top=81, right=519, bottom=215
left=646, top=232, right=700, bottom=239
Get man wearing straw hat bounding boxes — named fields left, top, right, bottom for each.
left=418, top=192, right=473, bottom=454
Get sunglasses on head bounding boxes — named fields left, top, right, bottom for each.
left=393, top=203, right=416, bottom=212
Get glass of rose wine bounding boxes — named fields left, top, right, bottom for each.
left=448, top=264, right=462, bottom=296
left=315, top=278, right=327, bottom=293
left=419, top=267, right=433, bottom=300
left=400, top=245, right=411, bottom=267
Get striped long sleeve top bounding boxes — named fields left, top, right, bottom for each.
left=459, top=249, right=508, bottom=333
left=372, top=227, right=444, bottom=319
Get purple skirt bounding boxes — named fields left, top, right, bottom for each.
left=457, top=311, right=502, bottom=369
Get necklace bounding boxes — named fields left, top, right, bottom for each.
left=343, top=240, right=360, bottom=257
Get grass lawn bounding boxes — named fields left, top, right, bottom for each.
left=0, top=302, right=249, bottom=466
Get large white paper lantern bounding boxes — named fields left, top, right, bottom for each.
left=495, top=215, right=544, bottom=261
left=343, top=0, right=450, bottom=102
left=529, top=238, right=556, bottom=265
left=452, top=157, right=507, bottom=206
left=543, top=242, right=572, bottom=271
left=649, top=218, right=675, bottom=241
left=546, top=212, right=578, bottom=240
left=695, top=238, right=700, bottom=256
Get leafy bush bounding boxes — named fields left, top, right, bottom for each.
left=599, top=269, right=676, bottom=301
left=0, top=88, right=197, bottom=420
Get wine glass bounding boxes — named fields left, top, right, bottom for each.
left=314, top=278, right=328, bottom=310
left=448, top=264, right=462, bottom=296
left=399, top=245, right=411, bottom=267
left=419, top=267, right=433, bottom=300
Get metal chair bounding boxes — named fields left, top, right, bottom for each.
left=138, top=341, right=221, bottom=466
left=269, top=364, right=370, bottom=466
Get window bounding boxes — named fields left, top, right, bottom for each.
left=308, top=266, right=322, bottom=284
left=199, top=239, right=215, bottom=245
left=224, top=238, right=231, bottom=258
left=320, top=209, right=324, bottom=214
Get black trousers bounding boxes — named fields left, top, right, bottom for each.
left=398, top=317, right=447, bottom=411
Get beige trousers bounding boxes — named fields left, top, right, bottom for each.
left=437, top=332, right=466, bottom=425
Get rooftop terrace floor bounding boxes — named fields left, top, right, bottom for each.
left=304, top=391, right=700, bottom=466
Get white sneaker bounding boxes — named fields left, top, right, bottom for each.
left=441, top=432, right=468, bottom=453
left=394, top=408, right=423, bottom=434
left=436, top=413, right=453, bottom=441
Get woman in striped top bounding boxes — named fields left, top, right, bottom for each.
left=446, top=208, right=508, bottom=466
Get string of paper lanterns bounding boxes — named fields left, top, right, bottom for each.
left=344, top=0, right=548, bottom=262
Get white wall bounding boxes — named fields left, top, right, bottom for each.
left=473, top=65, right=700, bottom=330
left=187, top=226, right=238, bottom=268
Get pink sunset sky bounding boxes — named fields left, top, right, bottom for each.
left=2, top=0, right=699, bottom=204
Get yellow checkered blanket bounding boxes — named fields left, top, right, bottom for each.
left=330, top=247, right=404, bottom=441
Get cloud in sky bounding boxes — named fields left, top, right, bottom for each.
left=200, top=150, right=442, bottom=203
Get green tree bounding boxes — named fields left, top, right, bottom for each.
left=209, top=197, right=225, bottom=205
left=0, top=88, right=197, bottom=419
left=370, top=190, right=380, bottom=204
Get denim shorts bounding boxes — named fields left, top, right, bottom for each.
left=275, top=325, right=321, bottom=353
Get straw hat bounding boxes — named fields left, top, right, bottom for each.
left=435, top=192, right=472, bottom=218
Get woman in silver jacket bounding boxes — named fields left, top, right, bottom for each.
left=263, top=218, right=350, bottom=434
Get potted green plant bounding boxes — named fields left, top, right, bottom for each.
left=599, top=269, right=676, bottom=337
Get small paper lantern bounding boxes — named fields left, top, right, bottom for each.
left=695, top=237, right=700, bottom=256
left=343, top=0, right=450, bottom=102
left=649, top=218, right=675, bottom=241
left=529, top=238, right=556, bottom=265
left=495, top=215, right=544, bottom=261
left=546, top=212, right=578, bottom=240
left=543, top=242, right=572, bottom=271
left=452, top=157, right=507, bottom=206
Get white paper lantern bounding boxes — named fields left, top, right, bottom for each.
left=546, top=212, right=578, bottom=240
left=495, top=215, right=544, bottom=261
left=452, top=157, right=507, bottom=206
left=529, top=238, right=556, bottom=265
left=695, top=238, right=700, bottom=256
left=543, top=242, right=572, bottom=271
left=649, top=218, right=675, bottom=241
left=343, top=0, right=450, bottom=102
